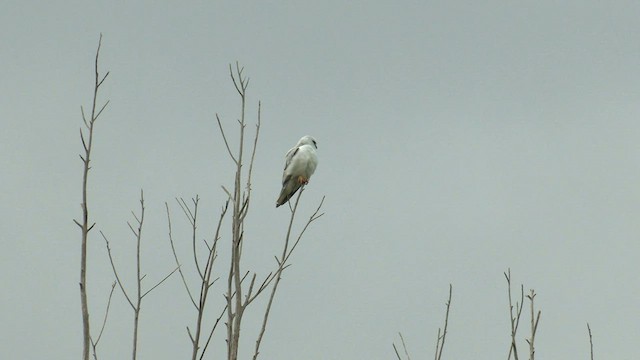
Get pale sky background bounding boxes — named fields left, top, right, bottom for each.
left=2, top=1, right=640, bottom=359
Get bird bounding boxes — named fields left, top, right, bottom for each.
left=276, top=135, right=319, bottom=207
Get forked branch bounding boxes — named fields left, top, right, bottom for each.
left=102, top=190, right=177, bottom=360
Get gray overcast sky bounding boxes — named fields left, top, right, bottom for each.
left=2, top=1, right=640, bottom=359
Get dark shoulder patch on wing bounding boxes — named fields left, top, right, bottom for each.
left=285, top=147, right=300, bottom=169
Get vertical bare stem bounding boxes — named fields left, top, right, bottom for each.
left=103, top=191, right=177, bottom=360
left=224, top=62, right=250, bottom=360
left=525, top=289, right=540, bottom=360
left=74, top=33, right=110, bottom=360
left=131, top=190, right=145, bottom=360
left=587, top=323, right=594, bottom=360
left=172, top=196, right=228, bottom=360
left=505, top=269, right=523, bottom=360
left=435, top=284, right=453, bottom=360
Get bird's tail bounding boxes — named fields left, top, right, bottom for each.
left=276, top=181, right=301, bottom=207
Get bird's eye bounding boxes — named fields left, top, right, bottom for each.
left=313, top=140, right=317, bottom=147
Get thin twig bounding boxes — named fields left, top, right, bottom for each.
left=132, top=190, right=146, bottom=360
left=177, top=197, right=204, bottom=281
left=393, top=343, right=403, bottom=360
left=246, top=194, right=324, bottom=306
left=240, top=101, right=261, bottom=223
left=89, top=281, right=116, bottom=360
left=433, top=328, right=441, bottom=360
left=94, top=281, right=116, bottom=345
left=399, top=332, right=411, bottom=360
left=505, top=269, right=524, bottom=360
left=252, top=192, right=324, bottom=360
left=435, top=284, right=453, bottom=360
left=166, top=202, right=197, bottom=308
left=182, top=197, right=228, bottom=360
left=101, top=231, right=135, bottom=310
left=587, top=323, right=594, bottom=360
left=198, top=304, right=229, bottom=360
left=216, top=114, right=238, bottom=164
left=142, top=265, right=181, bottom=298
left=525, top=289, right=541, bottom=360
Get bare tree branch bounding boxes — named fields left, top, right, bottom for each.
left=239, top=101, right=261, bottom=223
left=166, top=202, right=197, bottom=309
left=198, top=304, right=229, bottom=360
left=399, top=332, right=411, bottom=360
left=587, top=323, right=594, bottom=360
left=252, top=192, right=324, bottom=360
left=433, top=328, right=441, bottom=360
left=171, top=195, right=229, bottom=360
left=90, top=281, right=116, bottom=360
left=434, top=284, right=453, bottom=360
left=142, top=265, right=181, bottom=298
left=525, top=289, right=541, bottom=360
left=76, top=33, right=109, bottom=360
left=393, top=343, right=403, bottom=360
left=104, top=190, right=176, bottom=360
left=102, top=231, right=135, bottom=310
left=216, top=113, right=238, bottom=164
left=177, top=197, right=204, bottom=281
left=225, top=61, right=252, bottom=360
left=505, top=269, right=525, bottom=360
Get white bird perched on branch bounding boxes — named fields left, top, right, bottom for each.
left=276, top=135, right=319, bottom=207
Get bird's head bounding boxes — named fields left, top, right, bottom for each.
left=297, top=135, right=318, bottom=149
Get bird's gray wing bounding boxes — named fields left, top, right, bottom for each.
left=282, top=147, right=299, bottom=183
